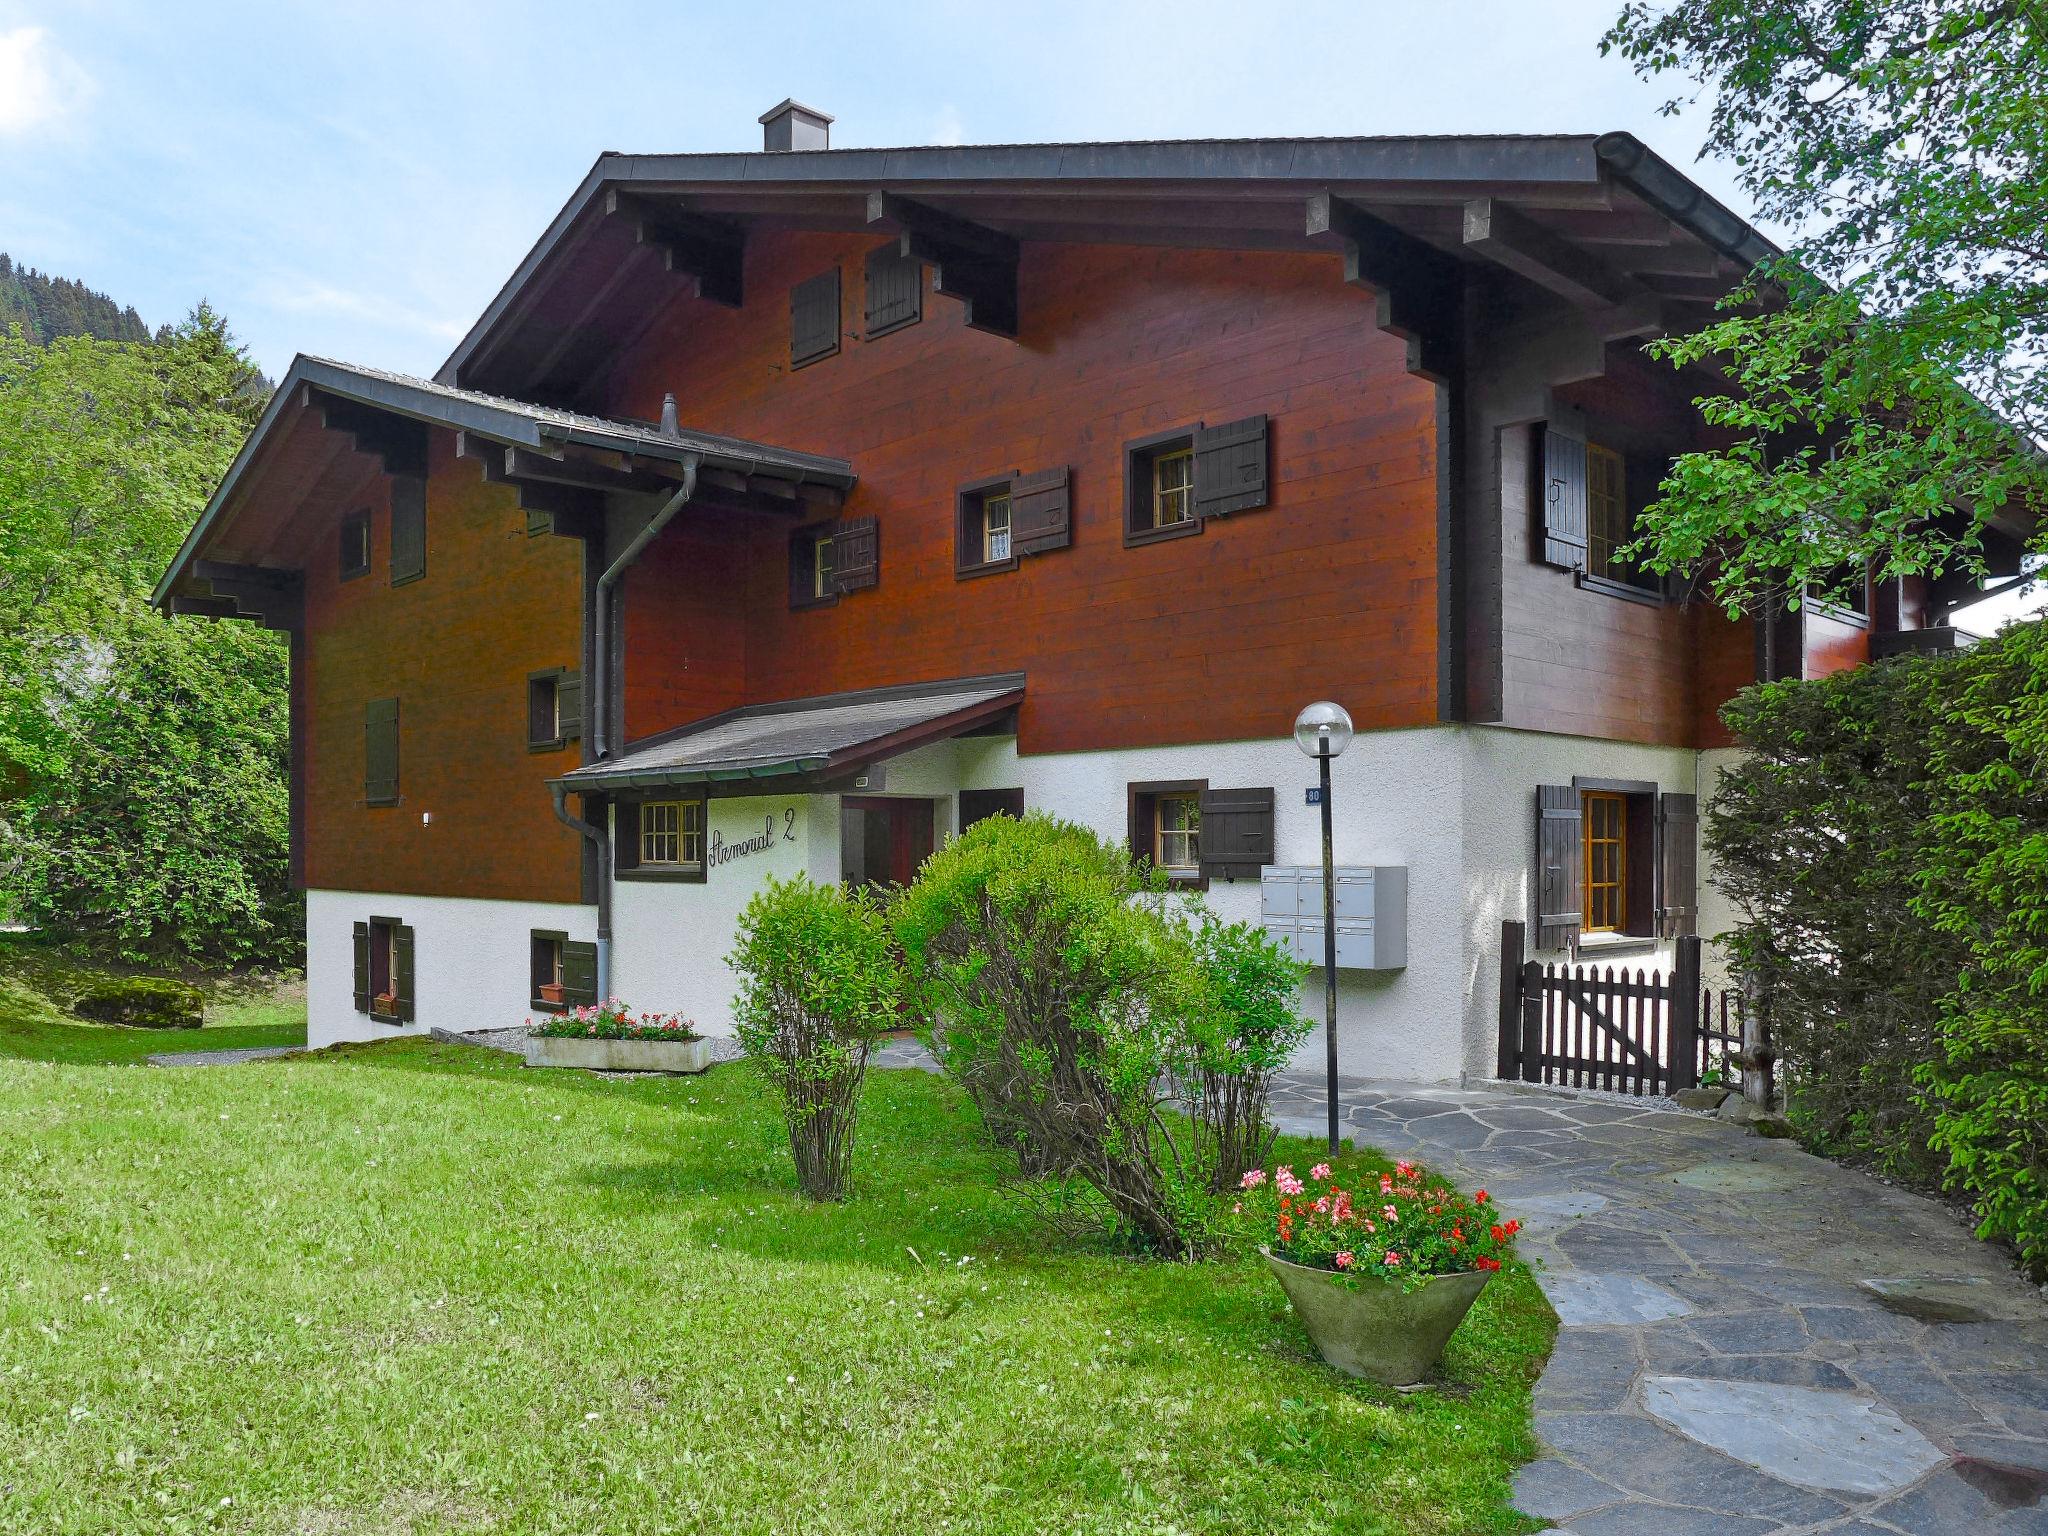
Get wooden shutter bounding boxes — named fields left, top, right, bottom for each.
left=561, top=940, right=598, bottom=1007
left=1539, top=426, right=1589, bottom=570
left=365, top=698, right=399, bottom=806
left=959, top=787, right=1024, bottom=831
left=1198, top=786, right=1276, bottom=882
left=1657, top=792, right=1699, bottom=939
left=339, top=510, right=369, bottom=579
left=525, top=505, right=552, bottom=537
left=790, top=267, right=841, bottom=367
left=352, top=921, right=370, bottom=1013
left=394, top=925, right=416, bottom=1022
left=389, top=475, right=427, bottom=585
left=557, top=670, right=582, bottom=741
left=1192, top=414, right=1269, bottom=518
left=832, top=516, right=879, bottom=592
left=1010, top=466, right=1072, bottom=555
left=1534, top=785, right=1583, bottom=950
left=864, top=244, right=921, bottom=337
left=614, top=800, right=640, bottom=870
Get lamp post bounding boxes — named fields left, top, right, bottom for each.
left=1293, top=701, right=1354, bottom=1156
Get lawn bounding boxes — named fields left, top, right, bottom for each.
left=0, top=1022, right=1552, bottom=1534
left=0, top=934, right=305, bottom=1065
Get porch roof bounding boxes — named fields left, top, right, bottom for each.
left=552, top=674, right=1025, bottom=793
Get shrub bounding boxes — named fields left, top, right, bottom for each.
left=1180, top=912, right=1312, bottom=1191
left=1230, top=1157, right=1521, bottom=1289
left=892, top=812, right=1219, bottom=1257
left=71, top=976, right=202, bottom=1029
left=532, top=1001, right=697, bottom=1041
left=728, top=875, right=898, bottom=1201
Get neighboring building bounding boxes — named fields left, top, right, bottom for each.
left=156, top=105, right=2028, bottom=1079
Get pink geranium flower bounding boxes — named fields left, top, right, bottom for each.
left=1334, top=1251, right=1354, bottom=1270
left=1240, top=1169, right=1267, bottom=1189
left=1310, top=1162, right=1332, bottom=1180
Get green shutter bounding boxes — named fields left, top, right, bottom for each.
left=365, top=698, right=400, bottom=806
left=562, top=940, right=598, bottom=1007
left=352, top=922, right=370, bottom=1013
left=390, top=476, right=427, bottom=585
left=557, top=670, right=582, bottom=741
left=394, top=925, right=416, bottom=1022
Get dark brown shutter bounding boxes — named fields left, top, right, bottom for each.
left=1539, top=426, right=1589, bottom=570
left=959, top=787, right=1024, bottom=831
left=1198, top=787, right=1275, bottom=881
left=614, top=801, right=641, bottom=870
left=561, top=940, right=598, bottom=1006
left=1192, top=414, right=1269, bottom=518
left=1127, top=790, right=1157, bottom=869
left=789, top=529, right=815, bottom=607
left=352, top=921, right=371, bottom=1013
left=389, top=475, right=427, bottom=585
left=394, top=925, right=416, bottom=1022
left=1534, top=785, right=1583, bottom=950
left=863, top=244, right=921, bottom=337
left=340, top=510, right=369, bottom=579
left=832, top=516, right=879, bottom=592
left=1010, top=466, right=1072, bottom=555
left=790, top=267, right=841, bottom=367
left=1657, top=792, right=1699, bottom=939
left=365, top=698, right=399, bottom=805
left=557, top=671, right=582, bottom=741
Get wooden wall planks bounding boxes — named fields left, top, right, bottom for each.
left=612, top=235, right=1442, bottom=755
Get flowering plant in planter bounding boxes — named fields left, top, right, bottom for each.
left=1231, top=1158, right=1521, bottom=1292
left=531, top=1000, right=699, bottom=1041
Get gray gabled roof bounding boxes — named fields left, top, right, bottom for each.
left=554, top=675, right=1025, bottom=792
left=153, top=355, right=854, bottom=608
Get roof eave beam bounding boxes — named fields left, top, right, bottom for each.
left=602, top=188, right=744, bottom=309
left=1305, top=190, right=1462, bottom=384
left=867, top=190, right=1019, bottom=339
left=1462, top=197, right=1634, bottom=309
left=304, top=385, right=430, bottom=478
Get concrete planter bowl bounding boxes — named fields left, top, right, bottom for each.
left=1263, top=1249, right=1492, bottom=1386
left=524, top=1034, right=713, bottom=1074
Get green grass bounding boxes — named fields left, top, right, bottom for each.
left=0, top=1024, right=1552, bottom=1534
left=0, top=934, right=305, bottom=1064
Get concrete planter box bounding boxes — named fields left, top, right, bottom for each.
left=524, top=1033, right=712, bottom=1074
left=1263, top=1248, right=1492, bottom=1386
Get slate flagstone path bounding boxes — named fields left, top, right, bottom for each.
left=1264, top=1072, right=2048, bottom=1534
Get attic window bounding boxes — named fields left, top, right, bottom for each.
left=339, top=509, right=370, bottom=581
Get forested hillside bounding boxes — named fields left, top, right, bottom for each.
left=0, top=253, right=152, bottom=344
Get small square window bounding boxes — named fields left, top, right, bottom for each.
left=640, top=800, right=705, bottom=871
left=789, top=521, right=839, bottom=609
left=984, top=494, right=1012, bottom=564
left=955, top=476, right=1019, bottom=577
left=1154, top=793, right=1200, bottom=875
left=531, top=931, right=565, bottom=1009
left=340, top=509, right=370, bottom=581
left=1125, top=428, right=1202, bottom=546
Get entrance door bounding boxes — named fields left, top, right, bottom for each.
left=840, top=797, right=936, bottom=889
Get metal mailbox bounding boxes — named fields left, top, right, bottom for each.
left=1258, top=866, right=1407, bottom=970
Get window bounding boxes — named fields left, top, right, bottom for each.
left=956, top=476, right=1019, bottom=576
left=813, top=536, right=834, bottom=600
left=1582, top=790, right=1628, bottom=933
left=789, top=517, right=877, bottom=606
left=1155, top=793, right=1200, bottom=874
left=529, top=930, right=597, bottom=1011
left=352, top=916, right=413, bottom=1023
left=531, top=931, right=564, bottom=1007
left=1128, top=779, right=1208, bottom=887
left=983, top=494, right=1012, bottom=564
left=959, top=788, right=1024, bottom=832
left=1152, top=449, right=1194, bottom=530
left=339, top=509, right=370, bottom=581
left=527, top=669, right=582, bottom=751
left=1810, top=562, right=1871, bottom=620
left=640, top=800, right=705, bottom=870
left=1585, top=445, right=1627, bottom=581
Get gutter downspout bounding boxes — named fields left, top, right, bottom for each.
left=581, top=428, right=699, bottom=1003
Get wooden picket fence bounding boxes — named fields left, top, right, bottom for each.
left=1494, top=920, right=1741, bottom=1096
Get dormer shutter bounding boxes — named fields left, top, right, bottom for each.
left=1010, top=467, right=1072, bottom=555
left=1192, top=415, right=1269, bottom=518
left=1539, top=426, right=1589, bottom=570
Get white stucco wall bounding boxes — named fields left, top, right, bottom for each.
left=305, top=889, right=596, bottom=1048
left=1695, top=745, right=1748, bottom=988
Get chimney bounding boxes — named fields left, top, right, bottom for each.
left=759, top=99, right=832, bottom=152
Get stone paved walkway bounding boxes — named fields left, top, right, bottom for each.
left=1263, top=1072, right=2048, bottom=1535
left=145, top=1044, right=301, bottom=1067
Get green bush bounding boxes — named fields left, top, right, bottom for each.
left=1182, top=911, right=1312, bottom=1190
left=1712, top=617, right=2048, bottom=1273
left=893, top=812, right=1223, bottom=1257
left=728, top=875, right=899, bottom=1201
left=70, top=976, right=202, bottom=1029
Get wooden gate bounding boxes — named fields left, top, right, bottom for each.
left=1494, top=920, right=1740, bottom=1095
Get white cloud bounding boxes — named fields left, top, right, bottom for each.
left=262, top=276, right=467, bottom=343
left=0, top=26, right=92, bottom=137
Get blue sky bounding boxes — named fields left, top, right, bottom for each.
left=3, top=0, right=2037, bottom=627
